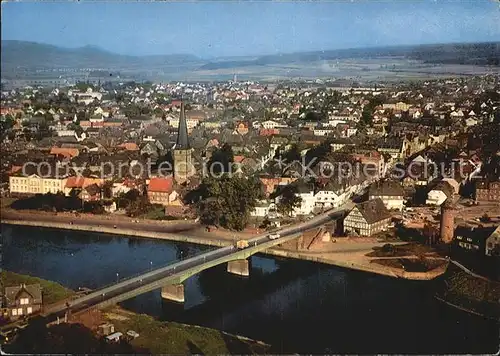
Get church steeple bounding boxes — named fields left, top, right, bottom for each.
left=176, top=101, right=190, bottom=150
left=173, top=101, right=194, bottom=184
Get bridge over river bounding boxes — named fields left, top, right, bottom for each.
left=43, top=203, right=352, bottom=322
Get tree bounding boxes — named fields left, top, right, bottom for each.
left=193, top=175, right=263, bottom=230
left=126, top=195, right=152, bottom=217
left=276, top=185, right=302, bottom=217
left=101, top=181, right=114, bottom=200
left=0, top=115, right=15, bottom=134
left=283, top=144, right=302, bottom=164
left=303, top=111, right=323, bottom=122
left=207, top=144, right=234, bottom=175
left=114, top=189, right=141, bottom=210
left=43, top=112, right=54, bottom=122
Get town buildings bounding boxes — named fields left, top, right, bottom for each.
left=368, top=180, right=405, bottom=210
left=1, top=75, right=498, bottom=235
left=475, top=180, right=500, bottom=202
left=343, top=198, right=391, bottom=236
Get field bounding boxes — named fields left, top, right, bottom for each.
left=178, top=59, right=497, bottom=82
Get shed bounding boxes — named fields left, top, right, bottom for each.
left=98, top=323, right=115, bottom=336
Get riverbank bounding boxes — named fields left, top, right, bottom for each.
left=0, top=270, right=74, bottom=305
left=434, top=264, right=500, bottom=320
left=0, top=270, right=270, bottom=354
left=1, top=215, right=447, bottom=280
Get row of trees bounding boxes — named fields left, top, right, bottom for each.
left=10, top=192, right=105, bottom=214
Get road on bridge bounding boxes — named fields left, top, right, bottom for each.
left=43, top=203, right=352, bottom=322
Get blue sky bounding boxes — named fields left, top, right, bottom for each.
left=2, top=1, right=499, bottom=58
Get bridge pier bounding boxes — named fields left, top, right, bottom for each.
left=161, top=283, right=185, bottom=303
left=227, top=259, right=250, bottom=276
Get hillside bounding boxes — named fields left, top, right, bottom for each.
left=0, top=40, right=201, bottom=71
left=1, top=40, right=498, bottom=82
left=198, top=42, right=500, bottom=70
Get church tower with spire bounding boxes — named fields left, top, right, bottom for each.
left=173, top=102, right=194, bottom=184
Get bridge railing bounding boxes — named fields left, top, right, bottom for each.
left=64, top=247, right=229, bottom=308
left=96, top=248, right=222, bottom=290
left=54, top=205, right=352, bottom=315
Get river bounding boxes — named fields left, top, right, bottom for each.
left=1, top=224, right=498, bottom=354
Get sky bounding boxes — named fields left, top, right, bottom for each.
left=2, top=0, right=499, bottom=58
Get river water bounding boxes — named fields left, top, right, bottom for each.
left=2, top=224, right=498, bottom=354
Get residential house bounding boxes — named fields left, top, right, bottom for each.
left=330, top=138, right=355, bottom=152
left=343, top=198, right=391, bottom=236
left=260, top=177, right=297, bottom=197
left=351, top=150, right=386, bottom=178
left=117, top=142, right=139, bottom=151
left=3, top=284, right=42, bottom=320
left=50, top=147, right=80, bottom=159
left=454, top=225, right=498, bottom=254
left=274, top=181, right=315, bottom=216
left=426, top=181, right=454, bottom=206
left=475, top=180, right=500, bottom=202
left=377, top=137, right=406, bottom=160
left=64, top=177, right=104, bottom=197
left=147, top=177, right=174, bottom=206
left=81, top=183, right=102, bottom=201
left=235, top=122, right=249, bottom=135
left=465, top=117, right=478, bottom=127
left=441, top=178, right=461, bottom=195
left=368, top=180, right=405, bottom=210
left=111, top=179, right=141, bottom=197
left=485, top=225, right=500, bottom=257
left=261, top=120, right=286, bottom=129
left=250, top=200, right=277, bottom=218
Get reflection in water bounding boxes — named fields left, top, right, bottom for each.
left=1, top=224, right=498, bottom=354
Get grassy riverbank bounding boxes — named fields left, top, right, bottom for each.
left=435, top=264, right=500, bottom=319
left=1, top=271, right=270, bottom=354
left=0, top=270, right=74, bottom=304
left=104, top=307, right=269, bottom=354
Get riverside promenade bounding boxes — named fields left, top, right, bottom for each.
left=1, top=209, right=447, bottom=280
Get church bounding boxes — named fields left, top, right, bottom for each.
left=173, top=102, right=195, bottom=184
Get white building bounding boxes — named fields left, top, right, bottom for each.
left=368, top=180, right=405, bottom=211
left=250, top=200, right=277, bottom=218
left=426, top=182, right=453, bottom=206
left=261, top=120, right=286, bottom=129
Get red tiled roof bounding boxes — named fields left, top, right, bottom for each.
left=50, top=147, right=79, bottom=158
left=65, top=176, right=86, bottom=188
left=148, top=177, right=173, bottom=193
left=117, top=142, right=139, bottom=151
left=234, top=155, right=245, bottom=163
left=9, top=166, right=22, bottom=174
left=65, top=177, right=103, bottom=188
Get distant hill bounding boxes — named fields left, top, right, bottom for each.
left=1, top=40, right=201, bottom=71
left=2, top=40, right=498, bottom=82
left=198, top=42, right=500, bottom=70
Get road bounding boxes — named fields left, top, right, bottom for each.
left=42, top=203, right=352, bottom=321
left=1, top=209, right=198, bottom=234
